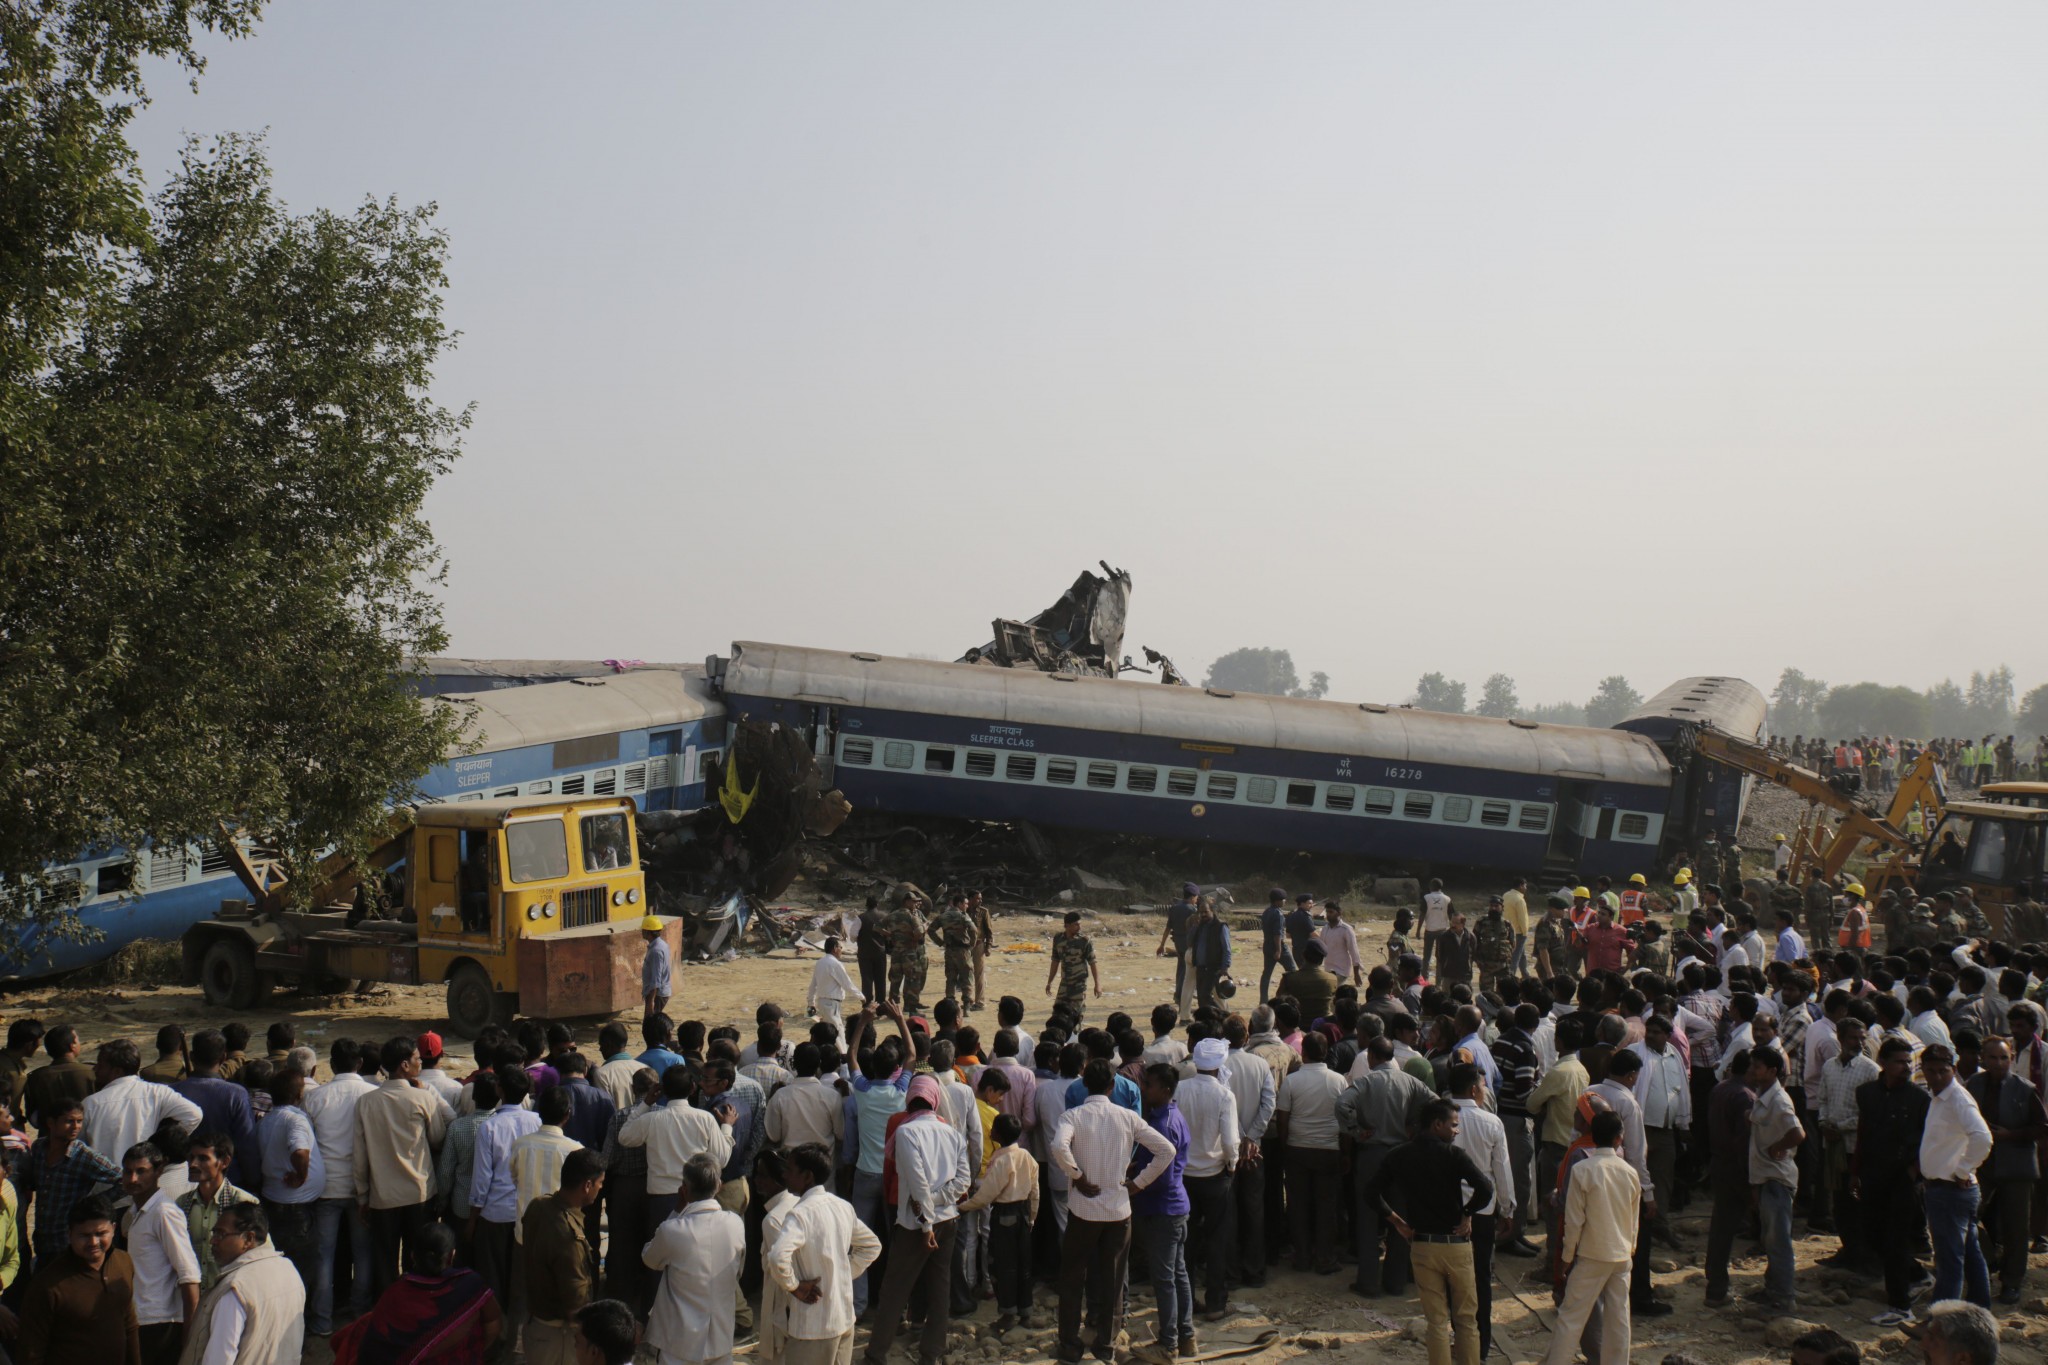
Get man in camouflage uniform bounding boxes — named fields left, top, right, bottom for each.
left=1474, top=896, right=1515, bottom=993
left=967, top=889, right=995, bottom=1009
left=885, top=890, right=929, bottom=1013
left=1633, top=919, right=1671, bottom=976
left=1803, top=872, right=1834, bottom=947
left=1770, top=869, right=1808, bottom=940
left=1954, top=887, right=1992, bottom=936
left=1044, top=911, right=1100, bottom=1020
left=1532, top=897, right=1571, bottom=978
left=1719, top=840, right=1744, bottom=901
left=929, top=892, right=977, bottom=1010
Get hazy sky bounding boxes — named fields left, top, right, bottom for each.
left=133, top=5, right=2048, bottom=707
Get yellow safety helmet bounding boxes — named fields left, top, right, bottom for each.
left=1673, top=869, right=1692, bottom=886
left=1628, top=873, right=1647, bottom=886
left=1773, top=833, right=1787, bottom=843
left=640, top=914, right=664, bottom=932
left=1572, top=886, right=1591, bottom=900
left=1844, top=883, right=1866, bottom=899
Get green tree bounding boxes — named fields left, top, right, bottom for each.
left=1818, top=683, right=1928, bottom=739
left=1474, top=673, right=1520, bottom=719
left=1523, top=701, right=1587, bottom=726
left=1, top=3, right=467, bottom=957
left=1769, top=668, right=1827, bottom=736
left=1924, top=680, right=1968, bottom=737
left=1204, top=648, right=1328, bottom=699
left=1966, top=666, right=2016, bottom=735
left=1411, top=672, right=1467, bottom=714
left=2017, top=683, right=2048, bottom=741
left=1583, top=676, right=1643, bottom=729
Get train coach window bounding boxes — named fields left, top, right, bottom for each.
left=1167, top=770, right=1198, bottom=797
left=925, top=746, right=956, bottom=773
left=1479, top=801, right=1511, bottom=827
left=1287, top=783, right=1318, bottom=809
left=1403, top=793, right=1435, bottom=820
left=560, top=774, right=587, bottom=794
left=965, top=751, right=997, bottom=777
left=623, top=764, right=646, bottom=793
left=1127, top=767, right=1158, bottom=793
left=1087, top=763, right=1119, bottom=789
left=884, top=742, right=917, bottom=770
left=1206, top=773, right=1238, bottom=801
left=1518, top=805, right=1552, bottom=833
left=1006, top=754, right=1038, bottom=781
left=1364, top=788, right=1395, bottom=815
left=494, top=787, right=519, bottom=799
left=1618, top=813, right=1650, bottom=840
left=839, top=738, right=874, bottom=766
left=593, top=770, right=618, bottom=795
left=149, top=849, right=187, bottom=889
left=1046, top=758, right=1077, bottom=785
left=525, top=780, right=554, bottom=796
left=1246, top=777, right=1277, bottom=804
left=1325, top=785, right=1356, bottom=812
left=1443, top=796, right=1473, bottom=824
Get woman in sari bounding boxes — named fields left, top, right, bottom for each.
left=333, top=1221, right=500, bottom=1365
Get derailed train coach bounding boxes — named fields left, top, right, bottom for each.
left=709, top=641, right=1764, bottom=880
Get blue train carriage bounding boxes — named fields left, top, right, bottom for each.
left=6, top=669, right=723, bottom=983
left=1613, top=676, right=1769, bottom=851
left=424, top=667, right=724, bottom=814
left=709, top=642, right=1673, bottom=880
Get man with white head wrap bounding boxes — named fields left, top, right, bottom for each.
left=1182, top=1037, right=1241, bottom=1322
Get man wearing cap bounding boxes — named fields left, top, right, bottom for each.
left=931, top=893, right=978, bottom=1012
left=641, top=915, right=673, bottom=1021
left=1474, top=899, right=1514, bottom=994
left=416, top=1031, right=464, bottom=1110
left=1258, top=889, right=1294, bottom=1005
left=1047, top=913, right=1101, bottom=1020
left=1534, top=898, right=1571, bottom=979
left=1673, top=868, right=1698, bottom=920
left=1182, top=1039, right=1241, bottom=1323
left=1158, top=883, right=1201, bottom=1008
left=885, top=890, right=930, bottom=1014
left=1618, top=874, right=1650, bottom=925
left=1772, top=833, right=1793, bottom=875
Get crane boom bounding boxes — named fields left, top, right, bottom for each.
left=1686, top=728, right=1941, bottom=890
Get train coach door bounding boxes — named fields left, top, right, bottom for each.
left=1549, top=780, right=1594, bottom=867
left=646, top=730, right=681, bottom=811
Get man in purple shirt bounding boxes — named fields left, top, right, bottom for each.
left=1133, top=1064, right=1194, bottom=1362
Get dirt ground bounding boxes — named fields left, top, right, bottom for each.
left=12, top=888, right=2048, bottom=1365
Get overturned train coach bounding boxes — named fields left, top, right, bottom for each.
left=708, top=642, right=1766, bottom=881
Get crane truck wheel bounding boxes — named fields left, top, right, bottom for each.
left=199, top=939, right=265, bottom=1011
left=446, top=963, right=518, bottom=1039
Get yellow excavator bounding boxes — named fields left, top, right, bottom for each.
left=1684, top=728, right=2048, bottom=927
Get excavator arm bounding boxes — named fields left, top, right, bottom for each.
left=1687, top=729, right=1925, bottom=890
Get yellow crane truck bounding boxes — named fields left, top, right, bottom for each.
left=181, top=795, right=678, bottom=1037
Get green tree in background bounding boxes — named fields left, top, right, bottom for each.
left=1818, top=683, right=1928, bottom=739
left=2017, top=684, right=2048, bottom=740
left=1524, top=701, right=1587, bottom=726
left=1770, top=668, right=1827, bottom=736
left=1475, top=673, right=1520, bottom=719
left=1583, top=676, right=1643, bottom=728
left=1205, top=648, right=1327, bottom=699
left=1, top=2, right=468, bottom=956
left=1411, top=672, right=1467, bottom=715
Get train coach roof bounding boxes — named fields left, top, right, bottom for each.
left=719, top=643, right=1672, bottom=786
left=1614, top=676, right=1768, bottom=744
left=443, top=669, right=716, bottom=753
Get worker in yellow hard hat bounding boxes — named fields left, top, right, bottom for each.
left=1672, top=867, right=1698, bottom=916
left=1772, top=832, right=1793, bottom=875
left=1620, top=873, right=1649, bottom=923
left=641, top=912, right=672, bottom=1019
left=1674, top=869, right=1692, bottom=886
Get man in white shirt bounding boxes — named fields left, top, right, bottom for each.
left=1316, top=902, right=1364, bottom=988
left=415, top=1031, right=466, bottom=1110
left=1919, top=1044, right=1995, bottom=1308
left=619, top=1067, right=737, bottom=1224
left=301, top=1039, right=380, bottom=1336
left=1628, top=1017, right=1690, bottom=1250
left=1592, top=1049, right=1669, bottom=1317
left=1140, top=1005, right=1189, bottom=1068
left=1219, top=1020, right=1277, bottom=1289
left=1181, top=1039, right=1241, bottom=1321
left=765, top=1144, right=883, bottom=1365
left=1814, top=1016, right=1878, bottom=1266
left=1421, top=880, right=1453, bottom=976
left=83, top=1039, right=203, bottom=1178
left=1772, top=910, right=1807, bottom=965
left=1048, top=1060, right=1178, bottom=1365
left=509, top=1084, right=584, bottom=1238
left=1544, top=1112, right=1640, bottom=1365
left=806, top=939, right=857, bottom=1047
left=765, top=1045, right=847, bottom=1152
left=1275, top=1033, right=1350, bottom=1275
left=120, top=1139, right=201, bottom=1362
left=186, top=1202, right=306, bottom=1365
left=861, top=1088, right=974, bottom=1365
left=1746, top=1047, right=1805, bottom=1313
left=645, top=1154, right=747, bottom=1365
left=1448, top=1065, right=1516, bottom=1359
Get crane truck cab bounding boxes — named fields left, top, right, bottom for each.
left=182, top=795, right=678, bottom=1038
left=1916, top=798, right=2048, bottom=931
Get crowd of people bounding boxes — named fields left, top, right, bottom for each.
left=1767, top=735, right=2048, bottom=791
left=0, top=850, right=2032, bottom=1365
